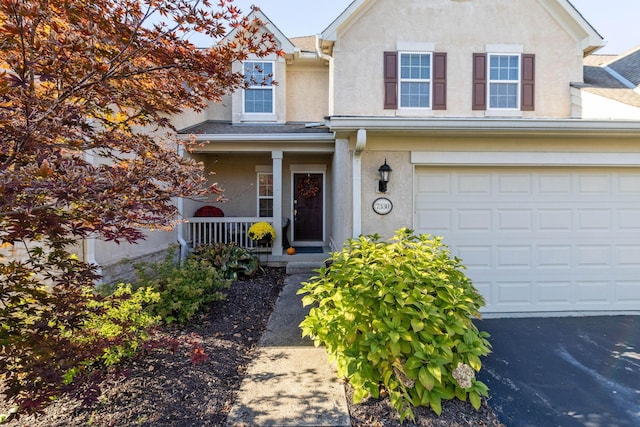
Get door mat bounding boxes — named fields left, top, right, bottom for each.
left=292, top=246, right=324, bottom=254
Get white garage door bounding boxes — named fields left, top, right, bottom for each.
left=414, top=167, right=640, bottom=314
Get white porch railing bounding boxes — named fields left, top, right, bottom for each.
left=186, top=217, right=273, bottom=250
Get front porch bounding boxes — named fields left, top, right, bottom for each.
left=184, top=216, right=331, bottom=273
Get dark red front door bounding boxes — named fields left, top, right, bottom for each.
left=293, top=173, right=323, bottom=241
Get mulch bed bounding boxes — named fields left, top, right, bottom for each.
left=1, top=267, right=504, bottom=426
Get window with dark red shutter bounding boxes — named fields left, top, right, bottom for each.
left=521, top=54, right=535, bottom=111
left=384, top=51, right=398, bottom=109
left=432, top=52, right=447, bottom=110
left=472, top=53, right=487, bottom=110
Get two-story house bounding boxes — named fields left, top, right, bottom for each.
left=94, top=0, right=640, bottom=316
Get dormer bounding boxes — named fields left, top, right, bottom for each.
left=226, top=9, right=297, bottom=124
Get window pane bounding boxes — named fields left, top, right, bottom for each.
left=245, top=88, right=273, bottom=113
left=490, top=55, right=519, bottom=81
left=259, top=199, right=273, bottom=217
left=259, top=173, right=273, bottom=197
left=400, top=53, right=431, bottom=79
left=400, top=82, right=430, bottom=108
left=244, top=61, right=273, bottom=85
left=489, top=83, right=518, bottom=108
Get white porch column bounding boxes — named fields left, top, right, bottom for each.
left=271, top=151, right=283, bottom=256
left=352, top=129, right=367, bottom=238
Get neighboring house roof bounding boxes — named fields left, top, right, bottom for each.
left=322, top=0, right=604, bottom=55
left=606, top=47, right=640, bottom=87
left=178, top=121, right=331, bottom=135
left=581, top=49, right=640, bottom=109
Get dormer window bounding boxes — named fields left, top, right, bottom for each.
left=243, top=61, right=274, bottom=114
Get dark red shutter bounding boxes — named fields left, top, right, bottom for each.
left=521, top=54, right=535, bottom=111
left=472, top=53, right=487, bottom=110
left=384, top=51, right=398, bottom=109
left=432, top=52, right=447, bottom=110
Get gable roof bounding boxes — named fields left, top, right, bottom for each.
left=225, top=8, right=297, bottom=55
left=321, top=0, right=604, bottom=55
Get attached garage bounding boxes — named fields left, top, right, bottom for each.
left=414, top=156, right=640, bottom=315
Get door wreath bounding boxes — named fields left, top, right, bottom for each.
left=297, top=175, right=320, bottom=199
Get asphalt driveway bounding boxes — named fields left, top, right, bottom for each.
left=475, top=316, right=640, bottom=427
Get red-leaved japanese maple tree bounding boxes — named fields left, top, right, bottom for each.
left=0, top=0, right=279, bottom=415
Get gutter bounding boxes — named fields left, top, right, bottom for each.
left=328, top=117, right=640, bottom=137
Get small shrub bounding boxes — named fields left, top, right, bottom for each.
left=0, top=278, right=160, bottom=418
left=298, top=228, right=492, bottom=421
left=132, top=249, right=230, bottom=324
left=79, top=284, right=161, bottom=368
left=191, top=243, right=259, bottom=280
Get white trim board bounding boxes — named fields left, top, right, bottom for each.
left=411, top=151, right=640, bottom=167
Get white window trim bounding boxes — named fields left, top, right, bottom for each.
left=256, top=166, right=274, bottom=217
left=398, top=51, right=433, bottom=110
left=242, top=60, right=275, bottom=115
left=487, top=53, right=521, bottom=111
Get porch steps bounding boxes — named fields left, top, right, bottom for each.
left=285, top=261, right=325, bottom=274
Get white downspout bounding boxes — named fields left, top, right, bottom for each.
left=315, top=35, right=334, bottom=116
left=353, top=129, right=367, bottom=238
left=176, top=144, right=189, bottom=262
left=84, top=149, right=102, bottom=278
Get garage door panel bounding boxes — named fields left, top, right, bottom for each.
left=538, top=174, right=572, bottom=194
left=619, top=175, right=640, bottom=193
left=497, top=209, right=532, bottom=230
left=414, top=167, right=640, bottom=313
left=616, top=246, right=640, bottom=266
left=619, top=209, right=640, bottom=229
left=538, top=282, right=573, bottom=305
left=617, top=282, right=640, bottom=303
left=496, top=246, right=532, bottom=268
left=538, top=245, right=572, bottom=267
left=456, top=246, right=492, bottom=268
left=458, top=174, right=491, bottom=194
left=458, top=209, right=492, bottom=231
left=577, top=209, right=612, bottom=230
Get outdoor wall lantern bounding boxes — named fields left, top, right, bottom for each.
left=378, top=159, right=392, bottom=193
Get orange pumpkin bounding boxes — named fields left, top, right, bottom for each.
left=287, top=247, right=296, bottom=255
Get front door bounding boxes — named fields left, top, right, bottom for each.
left=293, top=173, right=323, bottom=241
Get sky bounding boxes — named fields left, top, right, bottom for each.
left=195, top=0, right=639, bottom=55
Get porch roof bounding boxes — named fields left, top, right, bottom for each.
left=178, top=120, right=331, bottom=135
left=177, top=120, right=336, bottom=153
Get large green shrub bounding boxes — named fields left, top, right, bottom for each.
left=298, top=229, right=491, bottom=421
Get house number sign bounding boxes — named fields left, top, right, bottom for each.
left=372, top=197, right=393, bottom=215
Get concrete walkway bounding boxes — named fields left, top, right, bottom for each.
left=226, top=274, right=351, bottom=427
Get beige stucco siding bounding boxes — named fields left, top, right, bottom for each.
left=286, top=63, right=330, bottom=122
left=357, top=133, right=640, bottom=238
left=332, top=0, right=582, bottom=118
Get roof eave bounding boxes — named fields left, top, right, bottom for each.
left=327, top=117, right=640, bottom=138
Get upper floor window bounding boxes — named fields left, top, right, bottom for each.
left=384, top=51, right=447, bottom=110
left=399, top=53, right=432, bottom=108
left=243, top=61, right=274, bottom=114
left=488, top=54, right=519, bottom=109
left=472, top=53, right=535, bottom=112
